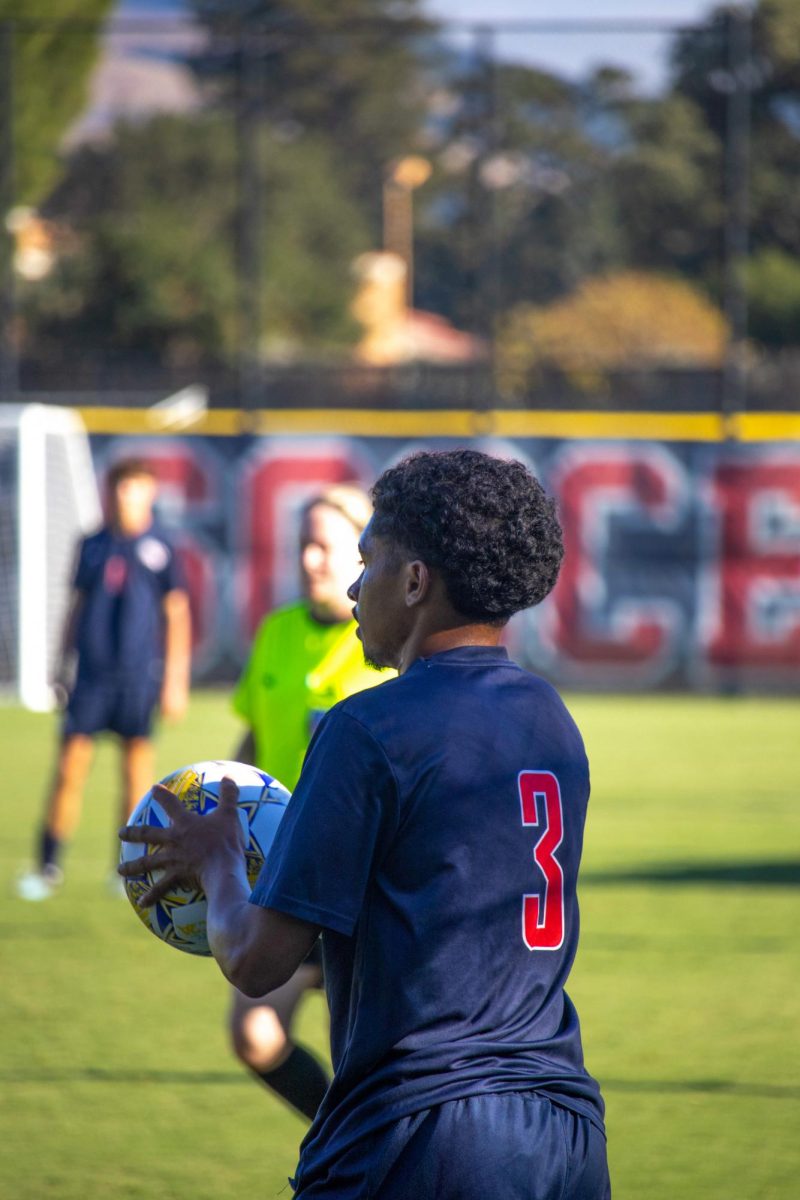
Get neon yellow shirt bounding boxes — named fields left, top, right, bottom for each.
left=232, top=600, right=389, bottom=791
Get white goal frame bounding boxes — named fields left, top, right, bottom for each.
left=0, top=404, right=101, bottom=711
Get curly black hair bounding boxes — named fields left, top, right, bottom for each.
left=370, top=449, right=564, bottom=623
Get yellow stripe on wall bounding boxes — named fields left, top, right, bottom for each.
left=75, top=406, right=799, bottom=442
left=729, top=412, right=800, bottom=442
left=489, top=411, right=726, bottom=441
left=75, top=407, right=242, bottom=436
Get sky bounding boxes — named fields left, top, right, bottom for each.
left=116, top=0, right=720, bottom=93
left=424, top=0, right=719, bottom=91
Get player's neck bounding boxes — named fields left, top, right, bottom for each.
left=399, top=621, right=503, bottom=674
left=112, top=515, right=153, bottom=538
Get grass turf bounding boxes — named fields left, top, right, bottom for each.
left=1, top=690, right=798, bottom=1198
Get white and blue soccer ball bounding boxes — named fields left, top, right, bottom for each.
left=120, top=760, right=290, bottom=957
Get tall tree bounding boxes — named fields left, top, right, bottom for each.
left=670, top=0, right=800, bottom=341
left=604, top=91, right=722, bottom=280
left=0, top=1, right=114, bottom=206
left=25, top=113, right=370, bottom=363
left=188, top=0, right=432, bottom=227
left=414, top=56, right=626, bottom=335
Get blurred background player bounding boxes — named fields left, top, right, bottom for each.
left=17, top=457, right=191, bottom=901
left=229, top=483, right=389, bottom=1120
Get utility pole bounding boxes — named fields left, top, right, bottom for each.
left=722, top=5, right=751, bottom=428
left=236, top=28, right=265, bottom=413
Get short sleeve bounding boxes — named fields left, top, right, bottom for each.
left=250, top=707, right=399, bottom=936
left=161, top=537, right=186, bottom=594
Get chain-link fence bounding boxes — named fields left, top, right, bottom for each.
left=1, top=6, right=797, bottom=415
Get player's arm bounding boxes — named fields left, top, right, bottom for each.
left=160, top=588, right=191, bottom=721
left=205, top=885, right=320, bottom=998
left=118, top=779, right=320, bottom=996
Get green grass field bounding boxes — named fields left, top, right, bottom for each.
left=1, top=691, right=798, bottom=1199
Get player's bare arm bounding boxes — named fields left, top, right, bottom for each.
left=118, top=778, right=319, bottom=995
left=160, top=588, right=191, bottom=720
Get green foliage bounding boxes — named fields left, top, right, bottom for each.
left=18, top=0, right=427, bottom=364
left=497, top=270, right=728, bottom=395
left=670, top=0, right=800, bottom=302
left=0, top=0, right=113, bottom=207
left=416, top=61, right=626, bottom=334
left=188, top=0, right=430, bottom=201
left=24, top=114, right=370, bottom=360
left=746, top=247, right=800, bottom=346
left=11, top=0, right=800, bottom=363
left=1, top=691, right=798, bottom=1198
left=606, top=93, right=722, bottom=275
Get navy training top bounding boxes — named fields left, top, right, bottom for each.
left=72, top=524, right=184, bottom=681
left=251, top=645, right=605, bottom=1192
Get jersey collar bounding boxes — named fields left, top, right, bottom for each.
left=412, top=644, right=511, bottom=670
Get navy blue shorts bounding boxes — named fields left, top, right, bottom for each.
left=63, top=676, right=161, bottom=740
left=295, top=1091, right=610, bottom=1199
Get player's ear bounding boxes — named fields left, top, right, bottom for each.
left=405, top=559, right=431, bottom=608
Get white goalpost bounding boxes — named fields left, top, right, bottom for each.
left=0, top=404, right=101, bottom=711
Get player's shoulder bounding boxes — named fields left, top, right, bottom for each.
left=515, top=666, right=588, bottom=758
left=315, top=677, right=403, bottom=766
left=80, top=525, right=110, bottom=551
left=333, top=668, right=408, bottom=725
left=515, top=662, right=564, bottom=700
left=75, top=525, right=113, bottom=569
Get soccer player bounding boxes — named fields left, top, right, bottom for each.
left=120, top=449, right=610, bottom=1199
left=18, top=457, right=191, bottom=901
left=230, top=484, right=388, bottom=1120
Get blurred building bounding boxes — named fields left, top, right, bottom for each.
left=352, top=251, right=486, bottom=366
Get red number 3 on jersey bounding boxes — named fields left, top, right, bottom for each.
left=518, top=771, right=565, bottom=951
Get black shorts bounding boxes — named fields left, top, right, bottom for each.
left=63, top=675, right=161, bottom=740
left=295, top=1092, right=609, bottom=1199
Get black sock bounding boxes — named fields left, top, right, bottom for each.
left=253, top=1045, right=329, bottom=1121
left=39, top=828, right=63, bottom=872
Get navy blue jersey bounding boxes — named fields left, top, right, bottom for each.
left=72, top=524, right=184, bottom=680
left=251, top=645, right=604, bottom=1193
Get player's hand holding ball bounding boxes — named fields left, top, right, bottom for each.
left=122, top=775, right=242, bottom=902
left=118, top=761, right=289, bottom=956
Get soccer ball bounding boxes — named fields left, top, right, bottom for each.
left=120, top=760, right=290, bottom=957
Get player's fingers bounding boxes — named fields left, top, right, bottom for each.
left=118, top=851, right=172, bottom=877
left=152, top=784, right=187, bottom=820
left=219, top=777, right=240, bottom=810
left=118, top=824, right=172, bottom=845
left=136, top=871, right=192, bottom=909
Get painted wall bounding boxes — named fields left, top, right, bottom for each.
left=89, top=433, right=800, bottom=692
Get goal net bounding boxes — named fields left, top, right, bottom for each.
left=0, top=405, right=101, bottom=711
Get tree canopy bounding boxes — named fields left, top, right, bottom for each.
left=12, top=0, right=800, bottom=377
left=497, top=271, right=728, bottom=396
left=0, top=0, right=113, bottom=207
left=29, top=114, right=369, bottom=361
